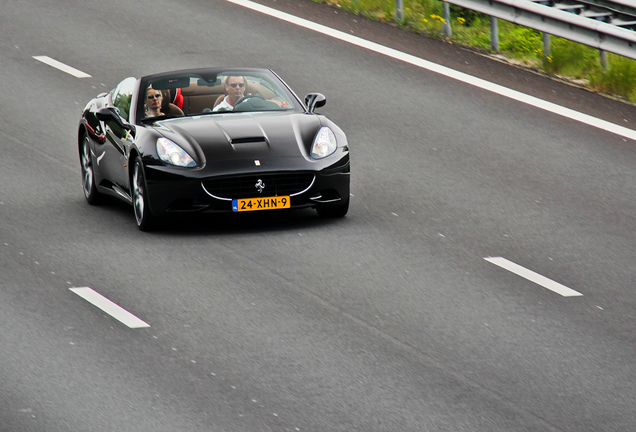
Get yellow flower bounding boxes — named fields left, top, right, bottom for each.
left=457, top=17, right=466, bottom=24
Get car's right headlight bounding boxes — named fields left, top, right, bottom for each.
left=156, top=137, right=196, bottom=167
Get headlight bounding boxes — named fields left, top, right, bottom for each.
left=156, top=137, right=196, bottom=167
left=311, top=127, right=337, bottom=159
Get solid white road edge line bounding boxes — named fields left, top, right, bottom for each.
left=70, top=287, right=150, bottom=328
left=227, top=0, right=636, bottom=142
left=484, top=257, right=583, bottom=297
left=33, top=56, right=92, bottom=78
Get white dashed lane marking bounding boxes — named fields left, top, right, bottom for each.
left=33, top=56, right=91, bottom=78
left=70, top=287, right=150, bottom=328
left=485, top=257, right=583, bottom=297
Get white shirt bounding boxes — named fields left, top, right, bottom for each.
left=213, top=96, right=234, bottom=112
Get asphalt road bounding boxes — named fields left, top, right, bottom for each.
left=1, top=0, right=636, bottom=431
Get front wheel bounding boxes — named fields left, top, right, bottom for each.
left=80, top=135, right=102, bottom=204
left=132, top=158, right=156, bottom=231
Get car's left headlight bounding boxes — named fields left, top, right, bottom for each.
left=311, top=127, right=337, bottom=159
left=156, top=137, right=196, bottom=167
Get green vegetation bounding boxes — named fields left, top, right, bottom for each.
left=314, top=0, right=636, bottom=103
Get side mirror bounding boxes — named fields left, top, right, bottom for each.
left=304, top=93, right=326, bottom=113
left=96, top=107, right=134, bottom=131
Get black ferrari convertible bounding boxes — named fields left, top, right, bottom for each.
left=78, top=67, right=350, bottom=230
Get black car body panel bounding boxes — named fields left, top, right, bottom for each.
left=78, top=67, right=350, bottom=229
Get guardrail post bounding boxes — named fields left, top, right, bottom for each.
left=396, top=0, right=404, bottom=21
left=543, top=33, right=551, bottom=60
left=442, top=1, right=452, bottom=36
left=490, top=16, right=500, bottom=53
left=599, top=50, right=608, bottom=70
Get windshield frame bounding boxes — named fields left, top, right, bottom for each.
left=136, top=68, right=305, bottom=123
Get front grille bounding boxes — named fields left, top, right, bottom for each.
left=202, top=172, right=315, bottom=199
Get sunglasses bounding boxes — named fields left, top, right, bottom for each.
left=229, top=83, right=245, bottom=88
left=147, top=94, right=162, bottom=100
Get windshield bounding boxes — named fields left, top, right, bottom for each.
left=138, top=69, right=302, bottom=122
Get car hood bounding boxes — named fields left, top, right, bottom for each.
left=157, top=112, right=323, bottom=162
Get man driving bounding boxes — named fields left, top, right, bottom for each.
left=213, top=75, right=246, bottom=112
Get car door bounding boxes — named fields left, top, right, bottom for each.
left=99, top=77, right=136, bottom=197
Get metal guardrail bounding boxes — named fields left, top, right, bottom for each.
left=440, top=0, right=636, bottom=61
left=584, top=0, right=636, bottom=23
left=547, top=0, right=636, bottom=30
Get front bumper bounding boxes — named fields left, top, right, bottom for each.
left=144, top=155, right=350, bottom=216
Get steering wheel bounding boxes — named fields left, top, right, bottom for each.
left=234, top=94, right=265, bottom=106
left=233, top=94, right=278, bottom=112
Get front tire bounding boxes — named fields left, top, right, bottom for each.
left=80, top=135, right=102, bottom=205
left=132, top=158, right=156, bottom=231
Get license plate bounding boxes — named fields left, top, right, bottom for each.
left=232, top=196, right=291, bottom=212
